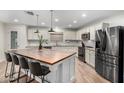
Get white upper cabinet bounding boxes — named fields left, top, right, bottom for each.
left=89, top=26, right=95, bottom=40
left=28, top=28, right=38, bottom=40
left=27, top=27, right=50, bottom=41
left=27, top=26, right=76, bottom=42
left=88, top=23, right=109, bottom=41
left=63, top=31, right=76, bottom=40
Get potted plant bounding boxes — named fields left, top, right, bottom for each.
left=38, top=34, right=48, bottom=50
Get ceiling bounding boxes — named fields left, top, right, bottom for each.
left=0, top=10, right=123, bottom=29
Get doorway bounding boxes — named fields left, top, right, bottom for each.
left=11, top=31, right=18, bottom=49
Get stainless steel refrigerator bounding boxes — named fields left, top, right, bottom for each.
left=95, top=26, right=124, bottom=83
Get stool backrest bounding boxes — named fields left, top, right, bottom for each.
left=12, top=54, right=19, bottom=65
left=19, top=56, right=29, bottom=69
left=4, top=52, right=12, bottom=62
left=28, top=62, right=42, bottom=76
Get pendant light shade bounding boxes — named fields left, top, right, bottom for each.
left=34, top=14, right=39, bottom=33
left=48, top=10, right=55, bottom=32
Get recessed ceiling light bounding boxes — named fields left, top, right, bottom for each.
left=73, top=20, right=77, bottom=23
left=41, top=22, right=45, bottom=25
left=82, top=14, right=87, bottom=17
left=14, top=19, right=19, bottom=22
left=68, top=24, right=72, bottom=27
left=55, top=18, right=59, bottom=22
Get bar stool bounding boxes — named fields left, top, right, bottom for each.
left=4, top=52, right=13, bottom=78
left=28, top=62, right=51, bottom=83
left=11, top=54, right=20, bottom=82
left=18, top=56, right=30, bottom=83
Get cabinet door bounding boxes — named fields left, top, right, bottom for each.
left=90, top=26, right=95, bottom=40
left=95, top=24, right=102, bottom=30
left=28, top=28, right=33, bottom=40
left=85, top=49, right=89, bottom=64
left=89, top=51, right=95, bottom=67
left=28, top=28, right=38, bottom=40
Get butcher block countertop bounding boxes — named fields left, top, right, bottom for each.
left=8, top=48, right=76, bottom=65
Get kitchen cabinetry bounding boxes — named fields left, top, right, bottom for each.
left=63, top=31, right=76, bottom=40
left=85, top=49, right=90, bottom=64
left=89, top=26, right=95, bottom=40
left=28, top=28, right=38, bottom=40
left=27, top=27, right=50, bottom=40
left=87, top=23, right=110, bottom=41
left=89, top=50, right=95, bottom=67
left=85, top=47, right=95, bottom=67
left=27, top=27, right=76, bottom=41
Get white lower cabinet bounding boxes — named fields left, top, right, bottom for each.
left=89, top=51, right=95, bottom=67
left=85, top=49, right=90, bottom=64
left=85, top=48, right=95, bottom=68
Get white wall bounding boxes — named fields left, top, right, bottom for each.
left=5, top=24, right=28, bottom=49
left=0, top=22, right=5, bottom=62
left=0, top=23, right=28, bottom=61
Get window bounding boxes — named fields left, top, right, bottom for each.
left=50, top=32, right=63, bottom=42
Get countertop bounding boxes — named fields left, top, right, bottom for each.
left=27, top=42, right=82, bottom=48
left=8, top=48, right=76, bottom=65
left=85, top=46, right=95, bottom=52
left=26, top=45, right=81, bottom=48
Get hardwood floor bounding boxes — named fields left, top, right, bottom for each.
left=75, top=58, right=110, bottom=83
left=0, top=58, right=110, bottom=83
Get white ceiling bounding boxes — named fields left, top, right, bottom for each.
left=0, top=10, right=123, bottom=29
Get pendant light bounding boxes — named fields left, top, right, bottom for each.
left=34, top=14, right=39, bottom=33
left=48, top=10, right=55, bottom=32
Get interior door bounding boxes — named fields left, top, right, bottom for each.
left=11, top=31, right=18, bottom=49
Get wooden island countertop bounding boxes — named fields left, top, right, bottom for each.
left=8, top=48, right=76, bottom=82
left=9, top=48, right=76, bottom=65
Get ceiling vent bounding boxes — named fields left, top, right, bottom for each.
left=24, top=11, right=34, bottom=16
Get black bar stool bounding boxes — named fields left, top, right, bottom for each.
left=28, top=62, right=51, bottom=83
left=11, top=54, right=20, bottom=82
left=4, top=52, right=13, bottom=78
left=18, top=56, right=30, bottom=83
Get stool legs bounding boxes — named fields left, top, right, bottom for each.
left=9, top=63, right=21, bottom=82
left=4, top=62, right=9, bottom=78
left=42, top=76, right=44, bottom=83
left=17, top=69, right=31, bottom=83
left=9, top=62, right=15, bottom=82
left=25, top=70, right=29, bottom=83
left=41, top=76, right=50, bottom=83
left=17, top=66, right=21, bottom=83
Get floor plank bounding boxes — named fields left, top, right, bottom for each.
left=75, top=58, right=110, bottom=83
left=0, top=58, right=110, bottom=83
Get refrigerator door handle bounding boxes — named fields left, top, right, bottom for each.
left=101, top=30, right=107, bottom=51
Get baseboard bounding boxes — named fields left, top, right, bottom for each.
left=84, top=61, right=95, bottom=69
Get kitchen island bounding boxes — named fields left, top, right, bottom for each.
left=9, top=48, right=76, bottom=83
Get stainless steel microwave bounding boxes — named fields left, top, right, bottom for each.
left=81, top=32, right=90, bottom=40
